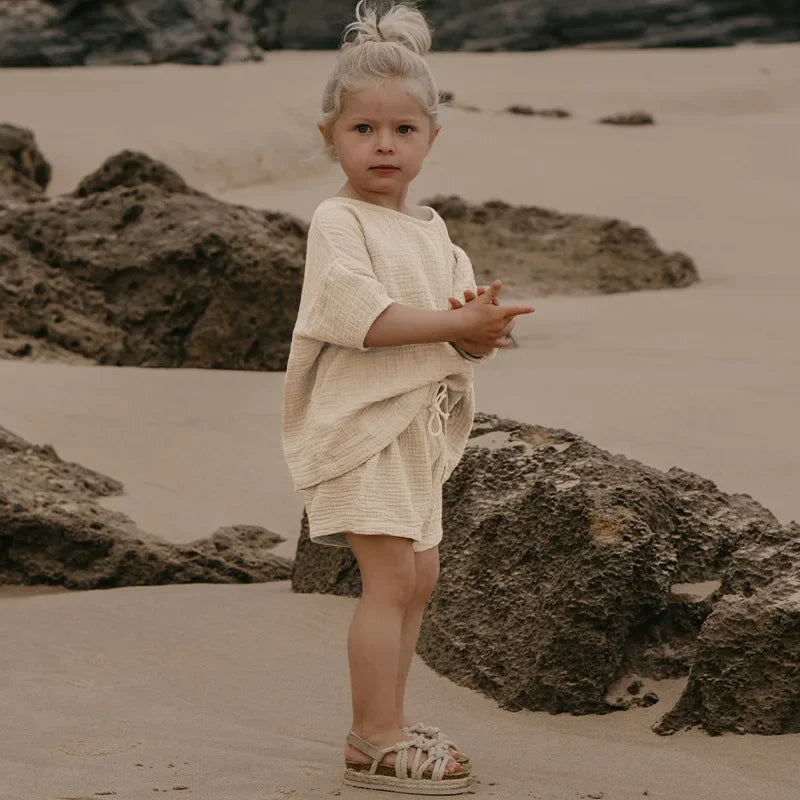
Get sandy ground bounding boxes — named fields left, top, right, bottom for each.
left=2, top=44, right=800, bottom=798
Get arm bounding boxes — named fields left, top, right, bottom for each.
left=363, top=303, right=465, bottom=348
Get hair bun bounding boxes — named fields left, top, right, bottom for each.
left=342, top=0, right=432, bottom=56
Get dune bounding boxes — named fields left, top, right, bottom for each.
left=2, top=43, right=800, bottom=798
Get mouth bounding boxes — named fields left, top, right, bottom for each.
left=370, top=165, right=399, bottom=170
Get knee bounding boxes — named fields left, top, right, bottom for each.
left=348, top=534, right=417, bottom=608
left=363, top=562, right=416, bottom=608
left=411, top=553, right=440, bottom=606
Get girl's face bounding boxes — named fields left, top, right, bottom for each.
left=320, top=77, right=440, bottom=202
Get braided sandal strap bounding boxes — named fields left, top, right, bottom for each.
left=348, top=732, right=454, bottom=781
left=403, top=722, right=459, bottom=751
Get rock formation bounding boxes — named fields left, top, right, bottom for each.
left=423, top=195, right=699, bottom=296
left=0, top=150, right=307, bottom=369
left=0, top=425, right=292, bottom=590
left=291, top=411, right=800, bottom=736
left=0, top=123, right=51, bottom=205
left=0, top=1, right=797, bottom=66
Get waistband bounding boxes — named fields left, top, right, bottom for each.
left=427, top=381, right=449, bottom=437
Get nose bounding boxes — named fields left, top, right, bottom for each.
left=375, top=132, right=394, bottom=153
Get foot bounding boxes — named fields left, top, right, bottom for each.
left=401, top=718, right=468, bottom=764
left=345, top=727, right=465, bottom=776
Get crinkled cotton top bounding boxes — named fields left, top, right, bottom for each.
left=281, top=195, right=496, bottom=491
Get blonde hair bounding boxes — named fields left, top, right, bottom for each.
left=319, top=1, right=439, bottom=155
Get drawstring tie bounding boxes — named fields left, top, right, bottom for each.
left=427, top=381, right=450, bottom=437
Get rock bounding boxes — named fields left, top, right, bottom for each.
left=0, top=0, right=264, bottom=67
left=0, top=151, right=307, bottom=369
left=291, top=411, right=800, bottom=734
left=599, top=111, right=655, bottom=126
left=0, top=123, right=51, bottom=204
left=1, top=1, right=797, bottom=66
left=74, top=150, right=198, bottom=197
left=429, top=2, right=800, bottom=51
left=0, top=424, right=292, bottom=590
left=653, top=522, right=800, bottom=735
left=505, top=105, right=571, bottom=118
left=423, top=195, right=699, bottom=297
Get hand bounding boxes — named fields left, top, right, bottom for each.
left=452, top=279, right=534, bottom=350
left=448, top=287, right=498, bottom=355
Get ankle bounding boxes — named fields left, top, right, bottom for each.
left=350, top=722, right=404, bottom=742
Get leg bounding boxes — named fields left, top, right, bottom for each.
left=343, top=533, right=462, bottom=775
left=396, top=544, right=467, bottom=763
left=396, top=544, right=440, bottom=724
left=346, top=532, right=416, bottom=734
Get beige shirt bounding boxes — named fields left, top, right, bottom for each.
left=281, top=195, right=496, bottom=491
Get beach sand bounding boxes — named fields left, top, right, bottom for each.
left=1, top=44, right=799, bottom=798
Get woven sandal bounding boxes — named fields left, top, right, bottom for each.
left=402, top=723, right=470, bottom=766
left=343, top=730, right=473, bottom=795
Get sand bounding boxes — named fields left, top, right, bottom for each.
left=1, top=43, right=800, bottom=798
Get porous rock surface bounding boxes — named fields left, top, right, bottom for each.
left=0, top=424, right=292, bottom=590
left=423, top=195, right=699, bottom=296
left=0, top=123, right=51, bottom=204
left=1, top=1, right=797, bottom=66
left=291, top=411, right=800, bottom=736
left=0, top=150, right=306, bottom=369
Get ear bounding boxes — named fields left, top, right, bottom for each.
left=318, top=122, right=337, bottom=158
left=426, top=124, right=441, bottom=154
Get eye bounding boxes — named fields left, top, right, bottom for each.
left=398, top=125, right=415, bottom=134
left=355, top=124, right=371, bottom=133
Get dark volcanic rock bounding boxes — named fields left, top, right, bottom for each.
left=0, top=1, right=797, bottom=66
left=505, top=105, right=571, bottom=118
left=423, top=195, right=699, bottom=297
left=599, top=111, right=656, bottom=125
left=654, top=522, right=800, bottom=735
left=0, top=424, right=292, bottom=590
left=0, top=123, right=51, bottom=204
left=0, top=151, right=306, bottom=369
left=291, top=411, right=800, bottom=735
left=74, top=150, right=199, bottom=197
left=0, top=0, right=263, bottom=67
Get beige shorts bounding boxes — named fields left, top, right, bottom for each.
left=301, top=381, right=452, bottom=553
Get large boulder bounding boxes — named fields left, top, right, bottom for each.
left=424, top=195, right=699, bottom=296
left=0, top=425, right=292, bottom=590
left=0, top=123, right=51, bottom=205
left=291, top=411, right=800, bottom=736
left=0, top=151, right=306, bottom=369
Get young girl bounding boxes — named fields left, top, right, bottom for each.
left=281, top=1, right=534, bottom=794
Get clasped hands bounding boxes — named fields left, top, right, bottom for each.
left=448, top=278, right=535, bottom=357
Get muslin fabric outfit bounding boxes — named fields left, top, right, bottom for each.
left=281, top=195, right=496, bottom=553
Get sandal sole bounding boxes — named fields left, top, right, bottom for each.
left=343, top=767, right=474, bottom=795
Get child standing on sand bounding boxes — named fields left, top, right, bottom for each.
left=281, top=0, right=534, bottom=794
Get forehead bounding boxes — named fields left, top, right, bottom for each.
left=339, top=79, right=427, bottom=121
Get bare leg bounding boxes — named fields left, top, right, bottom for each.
left=396, top=546, right=440, bottom=725
left=343, top=533, right=462, bottom=775
left=394, top=546, right=465, bottom=762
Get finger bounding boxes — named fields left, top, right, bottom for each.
left=502, top=305, right=535, bottom=318
left=483, top=279, right=502, bottom=302
left=474, top=287, right=499, bottom=305
left=448, top=297, right=463, bottom=309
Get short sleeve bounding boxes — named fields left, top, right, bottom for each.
left=450, top=244, right=498, bottom=362
left=293, top=211, right=395, bottom=351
